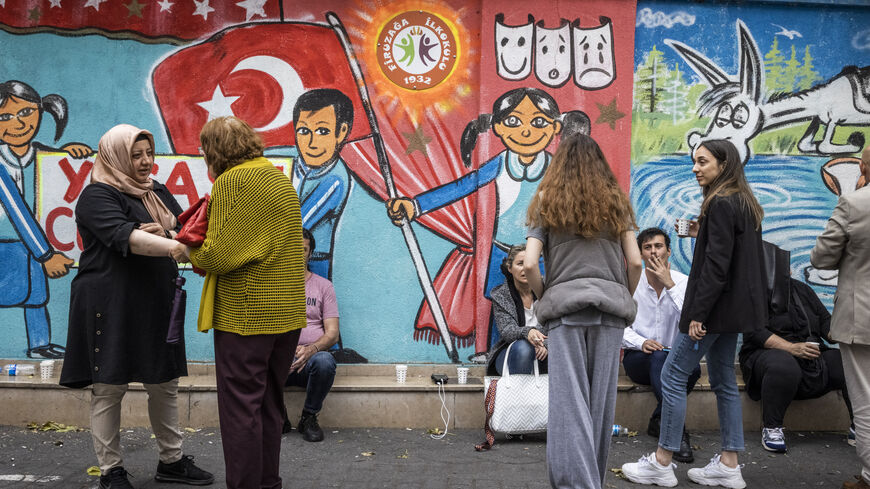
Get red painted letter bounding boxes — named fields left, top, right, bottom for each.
left=58, top=158, right=94, bottom=203
left=164, top=161, right=200, bottom=207
left=46, top=207, right=74, bottom=252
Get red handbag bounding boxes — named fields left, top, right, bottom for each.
left=176, top=194, right=209, bottom=246
left=176, top=194, right=209, bottom=276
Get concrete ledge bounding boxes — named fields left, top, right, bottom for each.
left=0, top=361, right=852, bottom=433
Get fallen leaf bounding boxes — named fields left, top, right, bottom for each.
left=150, top=434, right=156, bottom=439
left=87, top=466, right=101, bottom=476
left=609, top=468, right=626, bottom=479
left=426, top=428, right=443, bottom=435
left=397, top=449, right=409, bottom=459
left=28, top=421, right=80, bottom=432
left=627, top=431, right=638, bottom=437
left=184, top=427, right=197, bottom=433
left=361, top=451, right=375, bottom=457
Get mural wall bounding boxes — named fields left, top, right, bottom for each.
left=0, top=0, right=866, bottom=362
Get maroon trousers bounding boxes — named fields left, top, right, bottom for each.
left=214, top=329, right=300, bottom=489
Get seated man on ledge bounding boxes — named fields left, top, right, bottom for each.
left=739, top=277, right=854, bottom=453
left=622, top=227, right=701, bottom=463
left=281, top=228, right=339, bottom=442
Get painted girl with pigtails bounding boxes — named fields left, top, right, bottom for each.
left=387, top=87, right=589, bottom=352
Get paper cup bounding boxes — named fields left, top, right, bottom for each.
left=806, top=341, right=820, bottom=347
left=39, top=360, right=55, bottom=380
left=456, top=367, right=469, bottom=384
left=676, top=218, right=691, bottom=237
left=395, top=364, right=408, bottom=384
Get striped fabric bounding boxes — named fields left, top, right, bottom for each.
left=190, top=157, right=305, bottom=336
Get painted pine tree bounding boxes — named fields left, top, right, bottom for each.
left=764, top=37, right=786, bottom=94
left=660, top=64, right=689, bottom=124
left=634, top=45, right=669, bottom=113
left=781, top=45, right=801, bottom=93
left=796, top=45, right=821, bottom=90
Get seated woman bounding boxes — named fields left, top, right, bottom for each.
left=485, top=244, right=548, bottom=376
left=739, top=277, right=854, bottom=453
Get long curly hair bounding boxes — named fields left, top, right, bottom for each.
left=526, top=133, right=636, bottom=238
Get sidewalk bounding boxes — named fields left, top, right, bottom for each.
left=0, top=424, right=858, bottom=488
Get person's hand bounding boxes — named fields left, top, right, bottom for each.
left=790, top=342, right=821, bottom=360
left=61, top=143, right=94, bottom=159
left=534, top=345, right=548, bottom=361
left=290, top=344, right=317, bottom=373
left=674, top=219, right=699, bottom=238
left=641, top=339, right=665, bottom=353
left=688, top=320, right=706, bottom=341
left=527, top=329, right=547, bottom=349
left=43, top=252, right=74, bottom=278
left=169, top=242, right=191, bottom=263
left=386, top=198, right=416, bottom=226
left=645, top=255, right=675, bottom=289
left=139, top=222, right=165, bottom=236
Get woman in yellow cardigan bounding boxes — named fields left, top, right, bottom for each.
left=172, top=116, right=305, bottom=489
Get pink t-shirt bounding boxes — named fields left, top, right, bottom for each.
left=298, top=273, right=339, bottom=346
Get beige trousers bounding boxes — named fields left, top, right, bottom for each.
left=841, top=344, right=870, bottom=483
left=90, top=380, right=183, bottom=474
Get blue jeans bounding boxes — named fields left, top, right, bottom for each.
left=659, top=332, right=744, bottom=453
left=622, top=349, right=701, bottom=419
left=285, top=351, right=336, bottom=413
left=494, top=339, right=546, bottom=375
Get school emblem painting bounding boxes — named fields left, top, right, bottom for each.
left=377, top=11, right=459, bottom=90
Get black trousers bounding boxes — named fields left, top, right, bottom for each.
left=749, top=348, right=853, bottom=428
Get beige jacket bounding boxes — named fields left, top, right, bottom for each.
left=810, top=185, right=870, bottom=345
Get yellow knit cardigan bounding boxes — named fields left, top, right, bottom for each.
left=190, top=157, right=306, bottom=335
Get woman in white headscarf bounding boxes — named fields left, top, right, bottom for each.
left=60, top=124, right=213, bottom=488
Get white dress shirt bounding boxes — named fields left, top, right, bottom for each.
left=622, top=267, right=688, bottom=350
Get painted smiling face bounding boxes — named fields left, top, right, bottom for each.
left=534, top=20, right=571, bottom=88
left=492, top=96, right=562, bottom=159
left=295, top=105, right=349, bottom=168
left=0, top=95, right=40, bottom=148
left=494, top=14, right=534, bottom=81
left=572, top=17, right=616, bottom=90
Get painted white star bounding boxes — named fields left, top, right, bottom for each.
left=84, top=0, right=107, bottom=11
left=196, top=86, right=239, bottom=121
left=49, top=0, right=62, bottom=8
left=192, top=0, right=214, bottom=20
left=236, top=0, right=266, bottom=22
left=157, top=0, right=174, bottom=12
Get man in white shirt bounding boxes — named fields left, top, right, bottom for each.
left=622, top=227, right=701, bottom=463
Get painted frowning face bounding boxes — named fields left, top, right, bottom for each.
left=493, top=96, right=562, bottom=159
left=130, top=139, right=154, bottom=184
left=692, top=145, right=724, bottom=187
left=295, top=105, right=349, bottom=168
left=0, top=95, right=40, bottom=148
left=572, top=17, right=616, bottom=90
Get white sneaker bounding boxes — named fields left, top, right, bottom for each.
left=687, top=454, right=746, bottom=488
left=621, top=452, right=678, bottom=487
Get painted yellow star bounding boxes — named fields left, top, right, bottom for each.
left=28, top=7, right=41, bottom=21
left=595, top=98, right=625, bottom=130
left=126, top=0, right=146, bottom=18
left=403, top=127, right=432, bottom=157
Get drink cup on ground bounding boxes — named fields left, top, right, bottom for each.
left=40, top=360, right=55, bottom=380
left=395, top=364, right=408, bottom=384
left=457, top=367, right=469, bottom=384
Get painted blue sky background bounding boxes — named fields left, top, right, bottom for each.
left=634, top=1, right=870, bottom=82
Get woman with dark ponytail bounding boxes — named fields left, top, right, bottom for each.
left=387, top=88, right=589, bottom=353
left=0, top=80, right=92, bottom=358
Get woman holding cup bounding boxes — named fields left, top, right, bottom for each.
left=622, top=139, right=766, bottom=488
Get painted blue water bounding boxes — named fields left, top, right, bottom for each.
left=631, top=154, right=841, bottom=309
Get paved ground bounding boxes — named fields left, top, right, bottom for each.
left=0, top=424, right=859, bottom=488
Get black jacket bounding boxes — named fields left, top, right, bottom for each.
left=680, top=194, right=767, bottom=335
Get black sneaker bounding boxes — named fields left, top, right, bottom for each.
left=282, top=419, right=293, bottom=434
left=100, top=466, right=134, bottom=489
left=647, top=415, right=661, bottom=438
left=673, top=430, right=695, bottom=464
left=298, top=412, right=324, bottom=442
left=155, top=454, right=214, bottom=485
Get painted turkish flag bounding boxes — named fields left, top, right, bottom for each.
left=152, top=21, right=371, bottom=154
